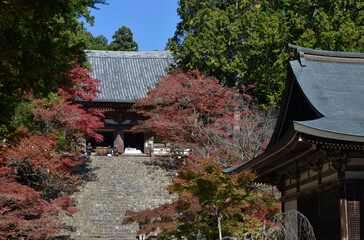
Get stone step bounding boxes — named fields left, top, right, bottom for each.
left=56, top=156, right=176, bottom=240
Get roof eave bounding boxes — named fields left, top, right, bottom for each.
left=293, top=121, right=364, bottom=143
left=288, top=43, right=364, bottom=59
left=223, top=125, right=298, bottom=173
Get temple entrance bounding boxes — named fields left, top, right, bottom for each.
left=124, top=132, right=144, bottom=153
left=89, top=131, right=115, bottom=149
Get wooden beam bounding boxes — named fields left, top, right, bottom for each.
left=258, top=145, right=317, bottom=177
left=281, top=179, right=340, bottom=202
left=282, top=150, right=326, bottom=175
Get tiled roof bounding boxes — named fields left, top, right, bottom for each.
left=224, top=45, right=364, bottom=173
left=86, top=50, right=173, bottom=103
left=289, top=45, right=364, bottom=138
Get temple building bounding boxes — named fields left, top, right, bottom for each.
left=225, top=45, right=364, bottom=240
left=83, top=50, right=173, bottom=154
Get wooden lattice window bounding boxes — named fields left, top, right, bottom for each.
left=346, top=184, right=364, bottom=240
left=348, top=200, right=360, bottom=240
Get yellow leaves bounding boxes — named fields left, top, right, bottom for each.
left=255, top=4, right=261, bottom=9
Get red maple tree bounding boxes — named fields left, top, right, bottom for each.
left=35, top=65, right=105, bottom=147
left=56, top=65, right=105, bottom=144
left=0, top=176, right=77, bottom=240
left=133, top=69, right=273, bottom=165
left=2, top=65, right=104, bottom=194
left=0, top=64, right=104, bottom=238
left=1, top=134, right=82, bottom=196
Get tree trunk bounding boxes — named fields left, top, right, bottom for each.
left=218, top=215, right=223, bottom=240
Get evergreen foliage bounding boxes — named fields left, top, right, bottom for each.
left=84, top=31, right=110, bottom=50
left=0, top=0, right=105, bottom=137
left=167, top=0, right=364, bottom=106
left=109, top=26, right=139, bottom=51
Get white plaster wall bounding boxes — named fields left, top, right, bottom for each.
left=348, top=158, right=364, bottom=165
left=284, top=199, right=297, bottom=211
left=286, top=187, right=297, bottom=195
left=322, top=173, right=337, bottom=183
left=309, top=170, right=317, bottom=177
left=300, top=171, right=309, bottom=180
left=300, top=180, right=317, bottom=191
left=322, top=162, right=330, bottom=171
left=286, top=179, right=291, bottom=186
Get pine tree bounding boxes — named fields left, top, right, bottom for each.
left=109, top=26, right=139, bottom=51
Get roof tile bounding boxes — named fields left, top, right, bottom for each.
left=86, top=50, right=174, bottom=103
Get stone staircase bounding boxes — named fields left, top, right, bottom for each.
left=56, top=156, right=176, bottom=240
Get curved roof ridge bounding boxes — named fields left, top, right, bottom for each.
left=288, top=43, right=364, bottom=59
left=85, top=50, right=173, bottom=59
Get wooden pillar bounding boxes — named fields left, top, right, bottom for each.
left=295, top=161, right=300, bottom=193
left=340, top=200, right=349, bottom=240
left=339, top=183, right=348, bottom=240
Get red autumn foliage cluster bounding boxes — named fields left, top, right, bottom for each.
left=134, top=69, right=240, bottom=144
left=35, top=66, right=104, bottom=145
left=1, top=134, right=82, bottom=195
left=61, top=66, right=102, bottom=102
left=0, top=65, right=103, bottom=238
left=31, top=93, right=104, bottom=149
left=133, top=69, right=274, bottom=165
left=0, top=177, right=77, bottom=240
left=56, top=66, right=104, bottom=143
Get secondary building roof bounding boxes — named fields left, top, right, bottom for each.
left=290, top=46, right=364, bottom=141
left=86, top=50, right=174, bottom=103
left=224, top=44, right=364, bottom=174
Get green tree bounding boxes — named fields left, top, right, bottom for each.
left=124, top=159, right=280, bottom=239
left=109, top=26, right=139, bottom=51
left=167, top=0, right=363, bottom=106
left=0, top=0, right=105, bottom=137
left=83, top=31, right=109, bottom=50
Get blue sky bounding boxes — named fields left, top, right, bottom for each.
left=84, top=0, right=180, bottom=51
